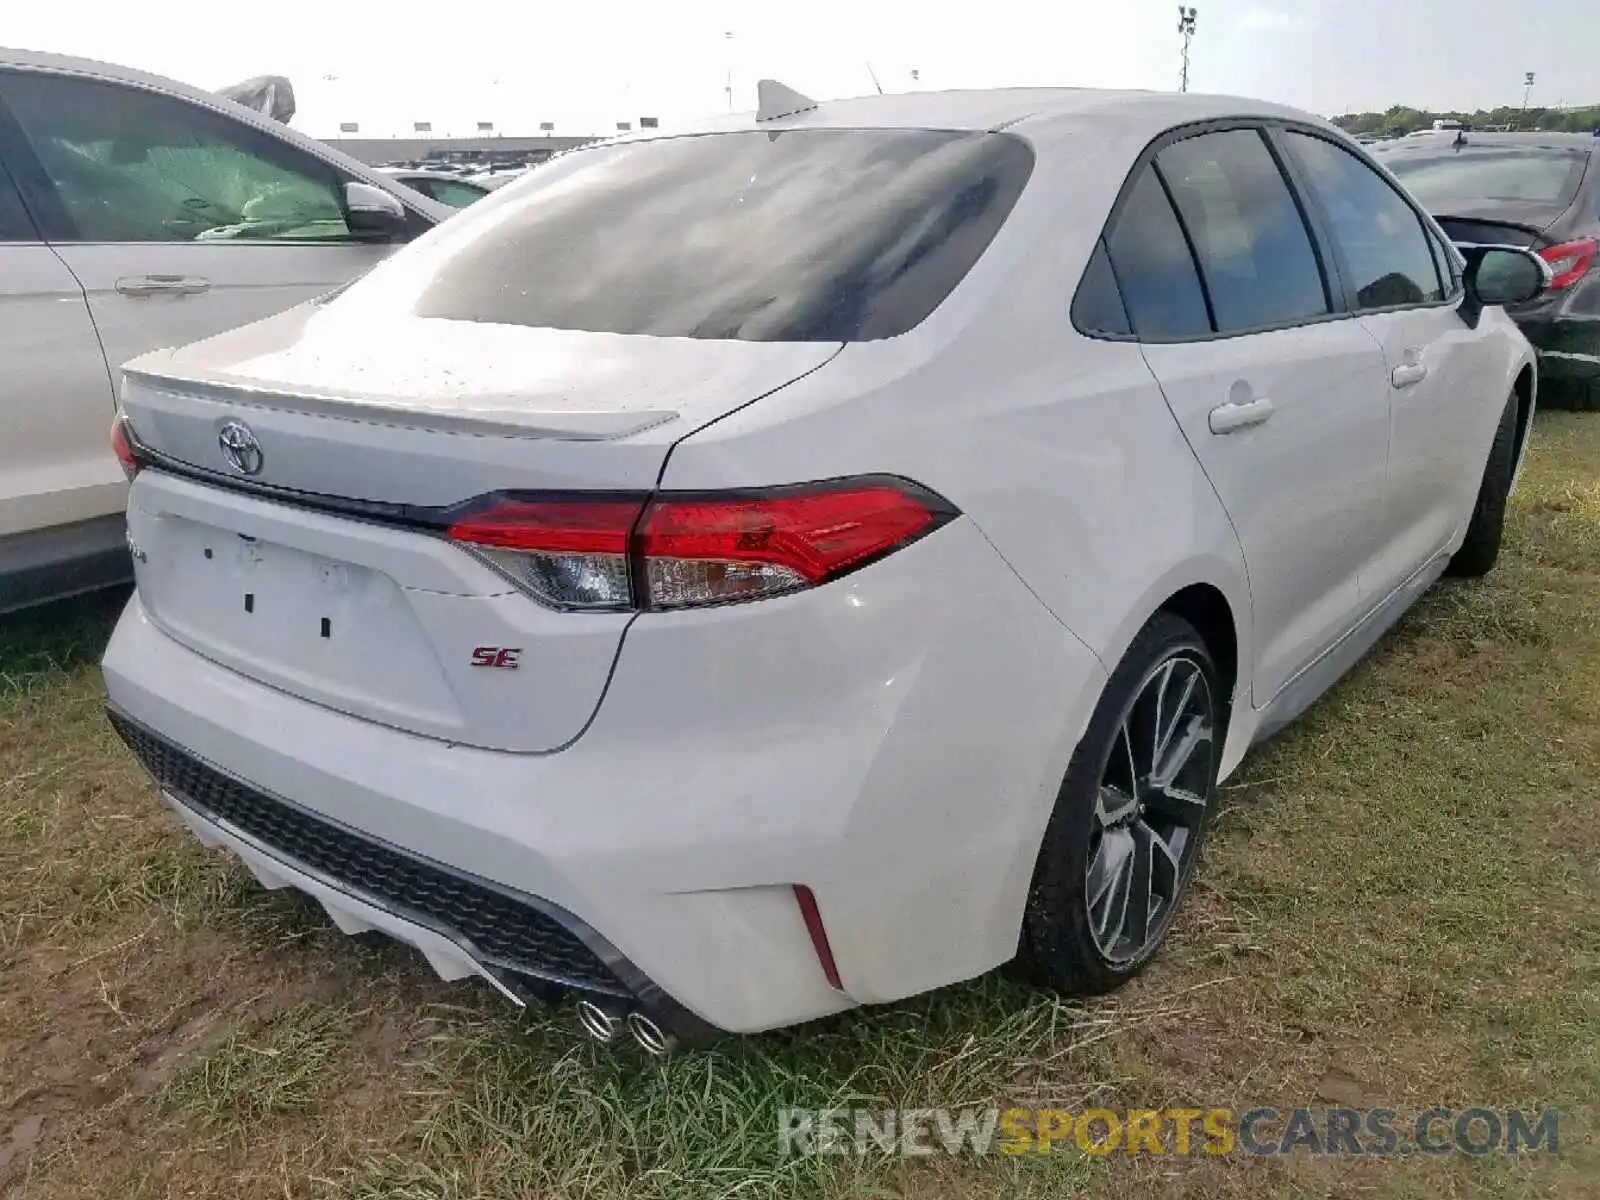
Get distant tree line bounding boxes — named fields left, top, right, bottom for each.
left=1334, top=105, right=1600, bottom=137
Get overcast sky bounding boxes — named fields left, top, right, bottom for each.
left=6, top=0, right=1594, bottom=137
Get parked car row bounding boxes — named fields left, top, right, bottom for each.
left=0, top=48, right=451, bottom=615
left=1372, top=131, right=1600, bottom=405
left=91, top=78, right=1550, bottom=1048
left=377, top=166, right=492, bottom=207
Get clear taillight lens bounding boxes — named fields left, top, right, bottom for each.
left=446, top=498, right=642, bottom=611
left=443, top=479, right=954, bottom=611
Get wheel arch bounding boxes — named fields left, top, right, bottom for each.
left=1511, top=363, right=1535, bottom=485
left=1159, top=583, right=1239, bottom=711
left=1089, top=559, right=1255, bottom=780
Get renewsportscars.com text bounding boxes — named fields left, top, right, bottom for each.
left=778, top=1105, right=1560, bottom=1158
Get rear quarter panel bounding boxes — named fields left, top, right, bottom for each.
left=657, top=131, right=1255, bottom=769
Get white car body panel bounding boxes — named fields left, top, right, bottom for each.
left=0, top=246, right=122, bottom=538
left=1142, top=321, right=1393, bottom=705
left=1358, top=304, right=1516, bottom=595
left=54, top=243, right=400, bottom=402
left=101, top=86, right=1538, bottom=1034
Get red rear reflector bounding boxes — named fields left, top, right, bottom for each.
left=1538, top=238, right=1597, bottom=290
left=793, top=884, right=844, bottom=991
left=110, top=416, right=139, bottom=480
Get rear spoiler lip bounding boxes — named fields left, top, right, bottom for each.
left=120, top=368, right=679, bottom=442
left=119, top=425, right=650, bottom=532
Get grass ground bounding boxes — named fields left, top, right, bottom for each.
left=2, top=413, right=1598, bottom=1199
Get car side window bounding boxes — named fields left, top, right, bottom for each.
left=0, top=156, right=36, bottom=240
left=1104, top=168, right=1211, bottom=339
left=1282, top=131, right=1445, bottom=310
left=425, top=178, right=488, bottom=208
left=0, top=71, right=352, bottom=244
left=1071, top=240, right=1132, bottom=336
left=1155, top=129, right=1330, bottom=334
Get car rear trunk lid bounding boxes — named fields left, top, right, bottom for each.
left=1433, top=199, right=1573, bottom=248
left=119, top=306, right=840, bottom=752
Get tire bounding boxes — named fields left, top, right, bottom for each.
left=1447, top=390, right=1518, bottom=578
left=1018, top=612, right=1222, bottom=994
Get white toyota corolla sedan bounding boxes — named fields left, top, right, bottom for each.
left=102, top=83, right=1546, bottom=1049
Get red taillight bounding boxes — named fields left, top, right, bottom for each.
left=792, top=884, right=844, bottom=991
left=447, top=498, right=642, bottom=611
left=1538, top=238, right=1597, bottom=290
left=639, top=482, right=943, bottom=609
left=444, top=478, right=952, bottom=612
left=110, top=416, right=139, bottom=480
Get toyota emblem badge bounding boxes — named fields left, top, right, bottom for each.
left=217, top=420, right=264, bottom=476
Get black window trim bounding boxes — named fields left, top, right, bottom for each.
left=1273, top=125, right=1464, bottom=316
left=1149, top=158, right=1220, bottom=333
left=0, top=84, right=54, bottom=243
left=0, top=66, right=429, bottom=248
left=1073, top=116, right=1468, bottom=346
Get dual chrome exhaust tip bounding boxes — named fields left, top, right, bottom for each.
left=575, top=998, right=677, bottom=1055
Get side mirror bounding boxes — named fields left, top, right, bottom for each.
left=1458, top=244, right=1550, bottom=328
left=343, top=181, right=408, bottom=242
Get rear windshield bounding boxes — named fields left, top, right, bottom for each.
left=336, top=129, right=1035, bottom=342
left=1382, top=146, right=1590, bottom=207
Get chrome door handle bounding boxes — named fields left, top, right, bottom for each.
left=1391, top=362, right=1429, bottom=388
left=115, top=275, right=212, bottom=298
left=1208, top=397, right=1274, bottom=434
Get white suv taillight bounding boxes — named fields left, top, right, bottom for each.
left=110, top=414, right=141, bottom=481
left=445, top=478, right=956, bottom=611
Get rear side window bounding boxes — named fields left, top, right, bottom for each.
left=0, top=157, right=35, bottom=240
left=1104, top=168, right=1211, bottom=339
left=365, top=129, right=1034, bottom=341
left=1071, top=240, right=1131, bottom=336
left=1284, top=132, right=1445, bottom=310
left=1156, top=129, right=1329, bottom=333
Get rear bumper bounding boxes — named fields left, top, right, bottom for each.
left=103, top=518, right=1106, bottom=1033
left=109, top=709, right=714, bottom=1040
left=1510, top=300, right=1600, bottom=385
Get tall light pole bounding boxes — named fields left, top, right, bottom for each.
left=1178, top=7, right=1199, bottom=94
left=724, top=31, right=735, bottom=112
left=1520, top=71, right=1536, bottom=127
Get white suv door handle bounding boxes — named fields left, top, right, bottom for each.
left=115, top=275, right=212, bottom=298
left=1391, top=362, right=1429, bottom=388
left=1208, top=397, right=1275, bottom=434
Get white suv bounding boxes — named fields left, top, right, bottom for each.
left=0, top=49, right=448, bottom=614
left=103, top=86, right=1544, bottom=1048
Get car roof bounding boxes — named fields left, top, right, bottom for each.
left=608, top=85, right=1336, bottom=146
